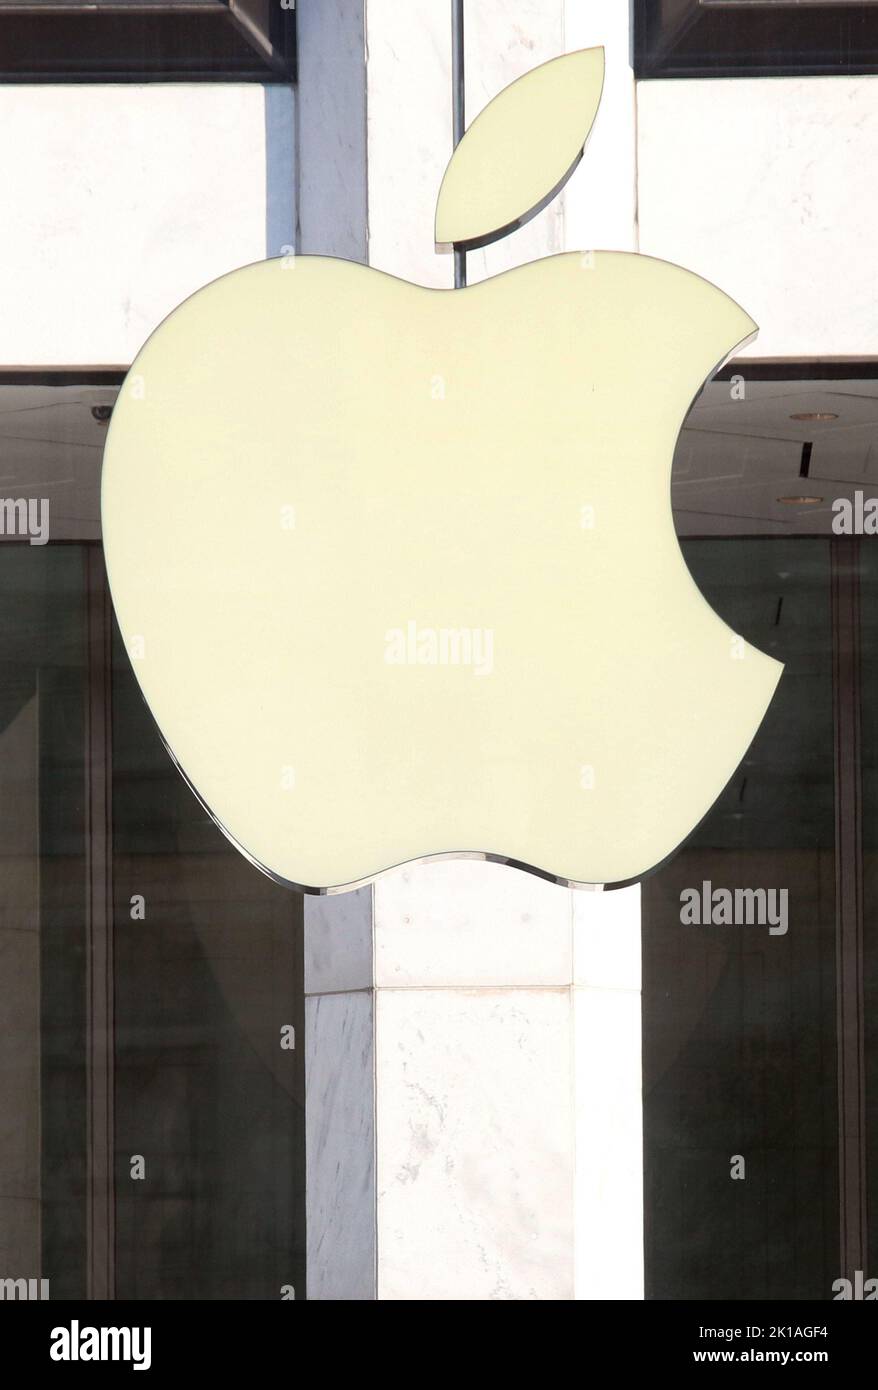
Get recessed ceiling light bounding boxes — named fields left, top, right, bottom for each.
left=777, top=495, right=824, bottom=505
left=91, top=405, right=113, bottom=425
left=789, top=411, right=837, bottom=422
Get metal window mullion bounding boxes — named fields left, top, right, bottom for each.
left=451, top=0, right=466, bottom=289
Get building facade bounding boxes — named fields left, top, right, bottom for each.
left=0, top=0, right=876, bottom=1301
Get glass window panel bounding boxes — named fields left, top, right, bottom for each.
left=0, top=2, right=294, bottom=81
left=111, top=622, right=306, bottom=1300
left=636, top=0, right=878, bottom=78
left=0, top=540, right=304, bottom=1300
left=0, top=543, right=88, bottom=1299
left=858, top=543, right=878, bottom=1280
left=642, top=538, right=838, bottom=1299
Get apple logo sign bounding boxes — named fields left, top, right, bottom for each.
left=101, top=48, right=782, bottom=894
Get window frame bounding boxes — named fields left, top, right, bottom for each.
left=635, top=0, right=878, bottom=79
left=0, top=1, right=295, bottom=83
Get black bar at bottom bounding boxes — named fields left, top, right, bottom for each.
left=1, top=1298, right=875, bottom=1371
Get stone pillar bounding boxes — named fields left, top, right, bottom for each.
left=302, top=0, right=643, bottom=1302
left=304, top=887, right=375, bottom=1300
left=305, top=866, right=641, bottom=1300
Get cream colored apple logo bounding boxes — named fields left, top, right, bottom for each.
left=101, top=48, right=782, bottom=893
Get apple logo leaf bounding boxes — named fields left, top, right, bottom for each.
left=435, top=46, right=605, bottom=254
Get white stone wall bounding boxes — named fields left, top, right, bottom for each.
left=637, top=77, right=878, bottom=358
left=0, top=84, right=292, bottom=366
left=373, top=865, right=642, bottom=1301
left=365, top=0, right=637, bottom=286
left=363, top=0, right=644, bottom=1301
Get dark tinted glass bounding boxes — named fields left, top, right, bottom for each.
left=643, top=539, right=838, bottom=1299
left=859, top=544, right=878, bottom=1280
left=112, top=622, right=306, bottom=1299
left=0, top=543, right=305, bottom=1300
left=0, top=1, right=294, bottom=82
left=636, top=0, right=878, bottom=78
left=0, top=543, right=88, bottom=1299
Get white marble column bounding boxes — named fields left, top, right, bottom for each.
left=304, top=869, right=642, bottom=1300
left=303, top=0, right=643, bottom=1301
left=304, top=888, right=375, bottom=1300
left=374, top=865, right=642, bottom=1301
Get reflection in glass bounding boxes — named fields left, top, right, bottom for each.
left=0, top=544, right=88, bottom=1299
left=112, top=622, right=306, bottom=1299
left=0, top=543, right=305, bottom=1300
left=643, top=539, right=838, bottom=1299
